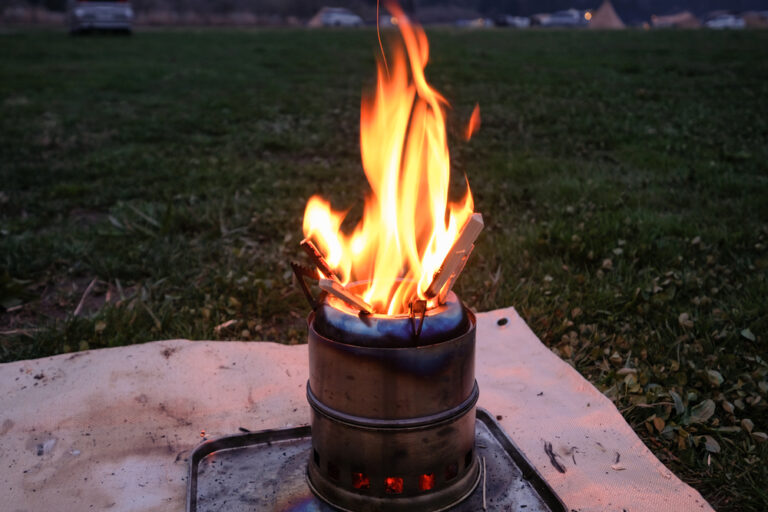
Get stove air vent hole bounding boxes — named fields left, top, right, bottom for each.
left=418, top=473, right=435, bottom=491
left=465, top=449, right=473, bottom=469
left=384, top=477, right=404, bottom=494
left=313, top=449, right=452, bottom=494
left=352, top=472, right=370, bottom=490
left=445, top=462, right=458, bottom=481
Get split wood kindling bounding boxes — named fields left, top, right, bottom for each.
left=293, top=213, right=483, bottom=315
left=425, top=213, right=484, bottom=300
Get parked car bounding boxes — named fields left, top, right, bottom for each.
left=540, top=9, right=585, bottom=27
left=455, top=18, right=493, bottom=28
left=307, top=7, right=363, bottom=27
left=67, top=0, right=133, bottom=33
left=497, top=15, right=530, bottom=28
left=705, top=14, right=746, bottom=29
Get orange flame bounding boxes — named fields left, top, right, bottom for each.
left=465, top=103, right=481, bottom=140
left=303, top=3, right=475, bottom=315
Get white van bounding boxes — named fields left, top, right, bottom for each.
left=308, top=7, right=364, bottom=27
left=67, top=0, right=134, bottom=34
left=705, top=14, right=746, bottom=29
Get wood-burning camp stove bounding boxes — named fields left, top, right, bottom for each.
left=185, top=298, right=567, bottom=512
left=306, top=289, right=479, bottom=511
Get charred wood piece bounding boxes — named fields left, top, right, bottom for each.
left=291, top=261, right=320, bottom=309
left=300, top=239, right=341, bottom=283
left=409, top=299, right=427, bottom=338
left=318, top=278, right=374, bottom=315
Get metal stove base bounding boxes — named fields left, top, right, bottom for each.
left=187, top=409, right=566, bottom=512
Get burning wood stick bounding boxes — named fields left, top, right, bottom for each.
left=318, top=279, right=374, bottom=315
left=425, top=213, right=484, bottom=300
left=300, top=238, right=340, bottom=283
left=437, top=245, right=473, bottom=304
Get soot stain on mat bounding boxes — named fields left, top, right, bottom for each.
left=161, top=346, right=180, bottom=359
left=544, top=441, right=566, bottom=473
left=1, top=418, right=14, bottom=435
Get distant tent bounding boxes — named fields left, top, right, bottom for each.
left=652, top=11, right=701, bottom=29
left=743, top=11, right=768, bottom=28
left=307, top=7, right=331, bottom=27
left=589, top=1, right=624, bottom=29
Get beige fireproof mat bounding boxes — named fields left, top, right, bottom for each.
left=0, top=307, right=713, bottom=512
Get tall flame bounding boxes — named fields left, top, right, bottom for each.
left=303, top=4, right=474, bottom=315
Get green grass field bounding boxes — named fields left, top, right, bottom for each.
left=1, top=27, right=767, bottom=509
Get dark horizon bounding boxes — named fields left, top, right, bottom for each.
left=420, top=0, right=768, bottom=20
left=14, top=0, right=768, bottom=22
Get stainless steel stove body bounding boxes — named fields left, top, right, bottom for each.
left=306, top=291, right=478, bottom=511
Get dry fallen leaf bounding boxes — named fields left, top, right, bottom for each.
left=689, top=399, right=716, bottom=423
left=701, top=435, right=720, bottom=453
left=678, top=312, right=694, bottom=329
left=706, top=369, right=724, bottom=388
left=740, top=328, right=756, bottom=342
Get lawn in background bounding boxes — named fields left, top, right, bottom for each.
left=1, top=27, right=767, bottom=510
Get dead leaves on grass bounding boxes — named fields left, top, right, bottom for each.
left=533, top=226, right=768, bottom=490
